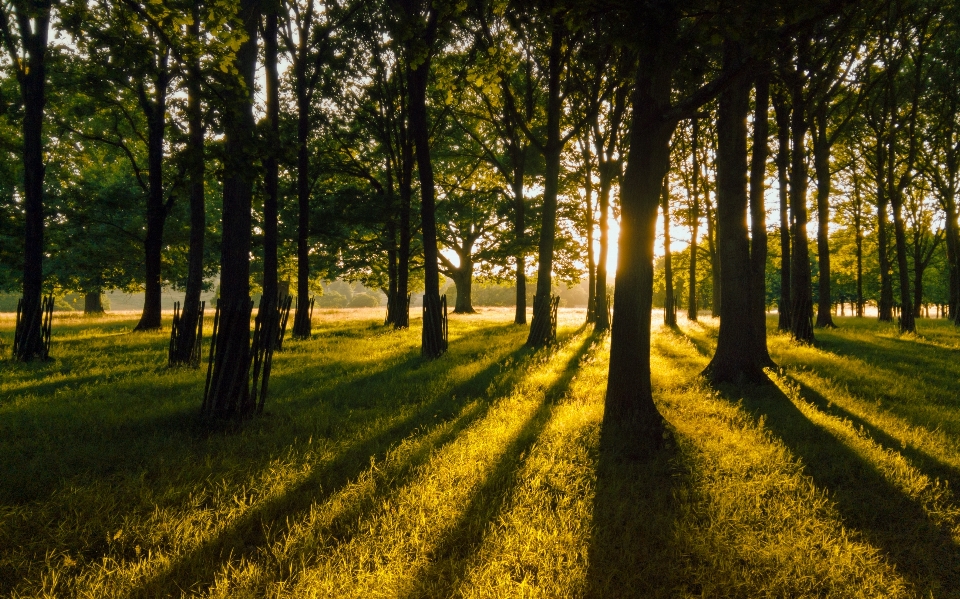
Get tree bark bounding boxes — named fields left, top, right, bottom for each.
left=704, top=43, right=769, bottom=384
left=749, top=73, right=773, bottom=366
left=262, top=8, right=280, bottom=306
left=205, top=0, right=260, bottom=418
left=174, top=14, right=205, bottom=365
left=451, top=258, right=475, bottom=313
left=84, top=291, right=104, bottom=314
left=890, top=190, right=915, bottom=332
left=788, top=49, right=814, bottom=343
left=687, top=117, right=700, bottom=321
left=13, top=6, right=51, bottom=360
left=135, top=53, right=171, bottom=332
left=853, top=169, right=864, bottom=317
left=773, top=88, right=792, bottom=330
left=583, top=142, right=596, bottom=323
left=604, top=11, right=677, bottom=454
left=813, top=103, right=836, bottom=328
left=512, top=163, right=527, bottom=324
left=405, top=14, right=444, bottom=357
left=662, top=176, right=675, bottom=327
left=292, top=84, right=313, bottom=337
left=527, top=17, right=563, bottom=348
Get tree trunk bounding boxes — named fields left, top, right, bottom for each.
left=773, top=88, right=792, bottom=330
left=584, top=145, right=596, bottom=323
left=407, top=41, right=444, bottom=357
left=595, top=160, right=613, bottom=331
left=890, top=190, right=915, bottom=332
left=604, top=14, right=677, bottom=454
left=452, top=258, right=475, bottom=313
left=813, top=104, right=835, bottom=328
left=84, top=292, right=104, bottom=314
left=512, top=167, right=527, bottom=324
left=853, top=171, right=864, bottom=317
left=262, top=8, right=280, bottom=306
left=396, top=108, right=413, bottom=330
left=687, top=117, right=700, bottom=322
left=174, top=18, right=205, bottom=364
left=749, top=73, right=773, bottom=366
left=135, top=56, right=170, bottom=332
left=662, top=176, right=675, bottom=327
left=704, top=44, right=768, bottom=384
left=15, top=8, right=50, bottom=360
left=527, top=18, right=563, bottom=348
left=292, top=84, right=313, bottom=337
left=707, top=195, right=720, bottom=317
left=788, top=63, right=814, bottom=343
left=204, top=0, right=259, bottom=418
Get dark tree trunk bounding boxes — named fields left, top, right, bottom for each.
left=135, top=54, right=171, bottom=332
left=584, top=144, right=596, bottom=323
left=84, top=292, right=104, bottom=314
left=406, top=35, right=444, bottom=357
left=773, top=88, right=792, bottom=330
left=604, top=11, right=677, bottom=454
left=890, top=190, right=915, bottom=332
left=527, top=18, right=563, bottom=348
left=707, top=194, right=720, bottom=318
left=386, top=219, right=399, bottom=325
left=262, top=8, right=280, bottom=305
left=788, top=59, right=814, bottom=343
left=205, top=0, right=259, bottom=418
left=512, top=168, right=527, bottom=325
left=594, top=88, right=627, bottom=332
left=292, top=91, right=313, bottom=338
left=451, top=258, right=475, bottom=313
left=595, top=160, right=613, bottom=331
left=704, top=43, right=768, bottom=384
left=913, top=250, right=925, bottom=319
left=749, top=73, right=772, bottom=366
left=687, top=117, right=700, bottom=322
left=946, top=196, right=959, bottom=321
left=662, top=177, right=675, bottom=327
left=175, top=10, right=206, bottom=363
left=853, top=171, right=864, bottom=317
left=14, top=7, right=51, bottom=360
left=813, top=104, right=835, bottom=328
left=395, top=102, right=414, bottom=330
left=876, top=172, right=894, bottom=321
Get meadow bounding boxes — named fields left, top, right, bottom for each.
left=1, top=308, right=960, bottom=598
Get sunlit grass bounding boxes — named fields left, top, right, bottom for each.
left=3, top=308, right=960, bottom=596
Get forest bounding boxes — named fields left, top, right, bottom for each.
left=3, top=0, right=960, bottom=596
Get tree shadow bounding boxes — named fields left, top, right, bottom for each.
left=399, top=332, right=603, bottom=598
left=812, top=331, right=960, bottom=402
left=126, top=332, right=586, bottom=599
left=785, top=376, right=960, bottom=502
left=584, top=404, right=682, bottom=597
left=728, top=382, right=960, bottom=596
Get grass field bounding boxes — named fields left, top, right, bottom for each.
left=2, top=308, right=960, bottom=597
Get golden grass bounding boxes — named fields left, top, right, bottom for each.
left=3, top=310, right=960, bottom=597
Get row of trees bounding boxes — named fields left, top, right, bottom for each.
left=1, top=0, right=957, bottom=449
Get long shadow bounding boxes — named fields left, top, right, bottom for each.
left=585, top=402, right=682, bottom=597
left=127, top=332, right=583, bottom=599
left=814, top=332, right=960, bottom=405
left=399, top=332, right=603, bottom=599
left=731, top=383, right=960, bottom=596
left=786, top=376, right=960, bottom=500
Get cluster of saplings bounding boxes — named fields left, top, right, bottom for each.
left=2, top=0, right=957, bottom=452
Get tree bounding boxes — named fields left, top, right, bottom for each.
left=0, top=0, right=55, bottom=360
left=204, top=0, right=261, bottom=418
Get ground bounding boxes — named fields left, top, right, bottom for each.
left=1, top=308, right=960, bottom=598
